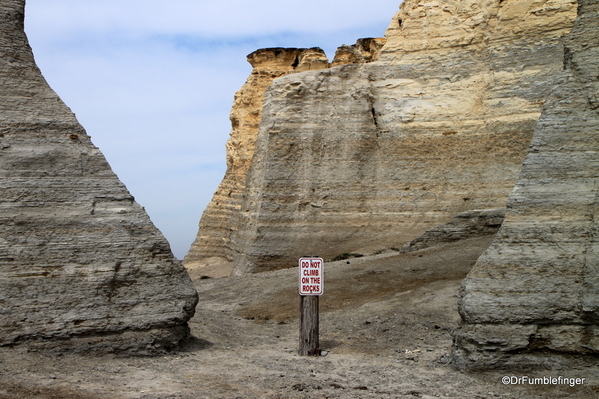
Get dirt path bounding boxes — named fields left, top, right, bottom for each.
left=1, top=236, right=598, bottom=398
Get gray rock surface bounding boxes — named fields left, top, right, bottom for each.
left=228, top=0, right=576, bottom=274
left=454, top=0, right=599, bottom=369
left=400, top=209, right=505, bottom=254
left=0, top=0, right=197, bottom=352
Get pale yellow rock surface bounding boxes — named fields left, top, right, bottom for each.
left=225, top=0, right=576, bottom=274
left=331, top=37, right=387, bottom=66
left=184, top=40, right=390, bottom=268
left=184, top=48, right=329, bottom=266
left=381, top=0, right=576, bottom=56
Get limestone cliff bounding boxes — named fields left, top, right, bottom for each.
left=215, top=0, right=577, bottom=274
left=185, top=40, right=393, bottom=267
left=184, top=48, right=329, bottom=265
left=454, top=0, right=599, bottom=369
left=0, top=0, right=197, bottom=352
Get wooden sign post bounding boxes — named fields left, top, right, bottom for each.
left=298, top=257, right=323, bottom=356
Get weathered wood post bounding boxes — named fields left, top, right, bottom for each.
left=299, top=295, right=319, bottom=356
left=298, top=257, right=323, bottom=356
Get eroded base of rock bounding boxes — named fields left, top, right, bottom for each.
left=6, top=325, right=194, bottom=356
left=453, top=323, right=599, bottom=370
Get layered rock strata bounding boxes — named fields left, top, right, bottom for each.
left=226, top=0, right=576, bottom=274
left=454, top=0, right=599, bottom=369
left=400, top=209, right=506, bottom=254
left=185, top=40, right=391, bottom=267
left=0, top=0, right=198, bottom=352
left=184, top=48, right=329, bottom=265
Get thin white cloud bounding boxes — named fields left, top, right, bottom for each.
left=23, top=0, right=401, bottom=259
left=26, top=1, right=399, bottom=38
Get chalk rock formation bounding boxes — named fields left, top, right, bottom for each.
left=0, top=0, right=197, bottom=352
left=223, top=0, right=576, bottom=274
left=400, top=209, right=505, bottom=254
left=185, top=37, right=395, bottom=268
left=454, top=0, right=599, bottom=369
left=184, top=48, right=329, bottom=265
left=331, top=37, right=387, bottom=66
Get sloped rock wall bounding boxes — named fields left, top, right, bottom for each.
left=454, top=0, right=599, bottom=369
left=228, top=0, right=576, bottom=274
left=0, top=0, right=197, bottom=352
left=183, top=48, right=329, bottom=265
left=185, top=39, right=387, bottom=267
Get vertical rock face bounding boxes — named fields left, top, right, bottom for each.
left=184, top=48, right=329, bottom=265
left=184, top=41, right=387, bottom=267
left=224, top=0, right=576, bottom=274
left=455, top=0, right=599, bottom=369
left=0, top=0, right=198, bottom=352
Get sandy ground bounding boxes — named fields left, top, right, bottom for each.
left=1, top=236, right=598, bottom=398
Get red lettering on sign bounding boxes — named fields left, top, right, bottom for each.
left=299, top=257, right=324, bottom=295
left=302, top=285, right=321, bottom=292
left=303, top=269, right=319, bottom=276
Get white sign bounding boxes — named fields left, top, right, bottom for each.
left=299, top=257, right=323, bottom=295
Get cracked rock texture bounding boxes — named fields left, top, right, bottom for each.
left=455, top=0, right=599, bottom=369
left=331, top=37, right=388, bottom=66
left=210, top=0, right=577, bottom=274
left=0, top=0, right=198, bottom=352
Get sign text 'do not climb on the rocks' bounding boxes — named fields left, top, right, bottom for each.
left=299, top=257, right=323, bottom=296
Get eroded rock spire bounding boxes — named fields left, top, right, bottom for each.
left=454, top=0, right=599, bottom=369
left=0, top=0, right=198, bottom=352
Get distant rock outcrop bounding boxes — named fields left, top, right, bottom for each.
left=331, top=37, right=387, bottom=66
left=0, top=0, right=197, bottom=352
left=193, top=0, right=576, bottom=274
left=454, top=0, right=599, bottom=369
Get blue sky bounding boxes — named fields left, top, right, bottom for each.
left=24, top=0, right=401, bottom=259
